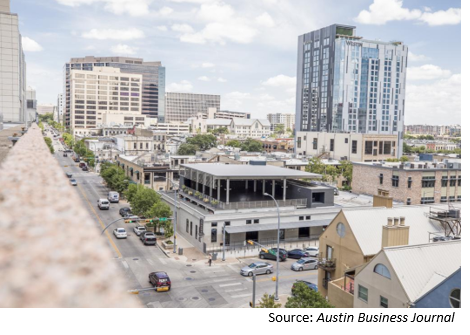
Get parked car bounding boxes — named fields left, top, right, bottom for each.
left=119, top=207, right=132, bottom=217
left=79, top=162, right=86, bottom=168
left=108, top=191, right=120, bottom=203
left=287, top=249, right=309, bottom=259
left=74, top=157, right=80, bottom=163
left=259, top=248, right=287, bottom=262
left=304, top=246, right=319, bottom=257
left=291, top=257, right=318, bottom=271
left=149, top=271, right=171, bottom=292
left=291, top=280, right=318, bottom=295
left=82, top=166, right=88, bottom=172
left=66, top=172, right=72, bottom=178
left=240, top=262, right=274, bottom=277
left=113, top=228, right=127, bottom=239
left=140, top=232, right=157, bottom=245
left=70, top=179, right=77, bottom=186
left=63, top=153, right=67, bottom=157
left=97, top=199, right=110, bottom=210
left=133, top=226, right=147, bottom=236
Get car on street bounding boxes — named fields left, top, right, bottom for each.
left=66, top=172, right=72, bottom=178
left=133, top=226, right=147, bottom=236
left=82, top=166, right=88, bottom=172
left=108, top=191, right=120, bottom=203
left=287, top=249, right=309, bottom=259
left=119, top=207, right=132, bottom=217
left=291, top=280, right=318, bottom=295
left=149, top=271, right=171, bottom=292
left=140, top=232, right=157, bottom=245
left=304, top=246, right=319, bottom=257
left=70, top=179, right=77, bottom=186
left=97, top=199, right=110, bottom=210
left=240, top=262, right=274, bottom=276
left=259, top=248, right=287, bottom=262
left=113, top=228, right=127, bottom=239
left=63, top=153, right=67, bottom=157
left=291, top=257, right=318, bottom=271
left=125, top=215, right=141, bottom=222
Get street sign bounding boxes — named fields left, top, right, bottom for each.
left=159, top=218, right=167, bottom=222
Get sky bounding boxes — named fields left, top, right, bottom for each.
left=13, top=0, right=461, bottom=125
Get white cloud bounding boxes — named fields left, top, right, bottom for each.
left=408, top=51, right=430, bottom=62
left=22, top=37, right=43, bottom=52
left=198, top=76, right=210, bottom=81
left=110, top=44, right=137, bottom=55
left=202, top=62, right=215, bottom=68
left=167, top=80, right=193, bottom=92
left=407, top=64, right=452, bottom=81
left=255, top=12, right=275, bottom=28
left=262, top=74, right=296, bottom=87
left=156, top=26, right=168, bottom=31
left=158, top=6, right=174, bottom=16
left=224, top=91, right=251, bottom=109
left=217, top=77, right=227, bottom=83
left=81, top=28, right=145, bottom=40
left=56, top=0, right=153, bottom=17
left=355, top=0, right=460, bottom=26
left=171, top=24, right=194, bottom=33
left=406, top=74, right=460, bottom=124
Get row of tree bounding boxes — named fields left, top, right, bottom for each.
left=305, top=158, right=352, bottom=188
left=403, top=143, right=461, bottom=155
left=177, top=134, right=218, bottom=155
left=226, top=138, right=263, bottom=152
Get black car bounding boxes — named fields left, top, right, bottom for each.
left=149, top=271, right=171, bottom=292
left=119, top=207, right=132, bottom=217
left=259, top=248, right=287, bottom=262
left=63, top=153, right=67, bottom=157
left=66, top=172, right=72, bottom=178
left=82, top=166, right=88, bottom=172
left=287, top=249, right=309, bottom=259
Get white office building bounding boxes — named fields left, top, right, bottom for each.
left=0, top=0, right=26, bottom=125
left=267, top=113, right=295, bottom=131
left=165, top=92, right=220, bottom=122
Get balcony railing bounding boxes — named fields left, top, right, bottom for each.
left=179, top=186, right=307, bottom=210
left=318, top=253, right=336, bottom=271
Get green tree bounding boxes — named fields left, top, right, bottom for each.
left=325, top=165, right=339, bottom=180
left=212, top=127, right=229, bottom=135
left=339, top=160, right=352, bottom=184
left=286, top=128, right=294, bottom=138
left=38, top=122, right=44, bottom=130
left=38, top=113, right=54, bottom=123
left=285, top=283, right=333, bottom=308
left=226, top=140, right=241, bottom=147
left=306, top=157, right=326, bottom=175
left=44, top=137, right=54, bottom=154
left=130, top=187, right=161, bottom=217
left=399, top=156, right=409, bottom=162
left=274, top=124, right=285, bottom=136
left=256, top=294, right=282, bottom=308
left=177, top=143, right=199, bottom=155
left=147, top=201, right=173, bottom=235
left=385, top=158, right=400, bottom=162
left=240, top=138, right=263, bottom=152
left=403, top=142, right=412, bottom=154
left=123, top=183, right=140, bottom=203
left=186, top=134, right=217, bottom=151
left=100, top=163, right=129, bottom=194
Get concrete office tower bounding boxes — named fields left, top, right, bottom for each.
left=0, top=0, right=27, bottom=124
left=68, top=67, right=142, bottom=136
left=165, top=92, right=220, bottom=122
left=267, top=113, right=295, bottom=132
left=25, top=87, right=36, bottom=126
left=295, top=24, right=408, bottom=153
left=64, top=56, right=165, bottom=128
left=56, top=93, right=64, bottom=123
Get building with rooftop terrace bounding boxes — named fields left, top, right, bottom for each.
left=160, top=163, right=338, bottom=253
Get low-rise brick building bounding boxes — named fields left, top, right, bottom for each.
left=351, top=160, right=461, bottom=205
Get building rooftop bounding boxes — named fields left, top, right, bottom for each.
left=382, top=240, right=461, bottom=303
left=353, top=160, right=461, bottom=171
left=181, top=163, right=321, bottom=179
left=342, top=204, right=458, bottom=256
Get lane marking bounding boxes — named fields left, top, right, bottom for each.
left=256, top=270, right=317, bottom=283
left=212, top=278, right=236, bottom=283
left=77, top=184, right=122, bottom=258
left=147, top=258, right=155, bottom=265
left=219, top=282, right=242, bottom=288
left=230, top=293, right=251, bottom=298
left=159, top=258, right=167, bottom=265
left=224, top=288, right=246, bottom=293
left=122, top=260, right=129, bottom=269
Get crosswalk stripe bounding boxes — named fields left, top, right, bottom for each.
left=219, top=282, right=242, bottom=287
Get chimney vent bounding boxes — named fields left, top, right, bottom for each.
left=394, top=217, right=400, bottom=226
left=387, top=217, right=393, bottom=227
left=399, top=216, right=405, bottom=226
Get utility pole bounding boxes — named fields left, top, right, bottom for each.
left=251, top=272, right=256, bottom=308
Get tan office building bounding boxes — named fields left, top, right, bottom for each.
left=296, top=131, right=398, bottom=161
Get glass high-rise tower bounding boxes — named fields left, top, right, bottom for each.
left=295, top=24, right=408, bottom=140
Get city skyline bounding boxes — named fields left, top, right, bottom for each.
left=15, top=0, right=461, bottom=125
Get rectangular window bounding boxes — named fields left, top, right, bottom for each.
left=344, top=138, right=348, bottom=144
left=458, top=176, right=461, bottom=186
left=313, top=138, right=318, bottom=150
left=358, top=285, right=368, bottom=303
left=406, top=198, right=411, bottom=205
left=442, top=176, right=448, bottom=187
left=254, top=219, right=259, bottom=224
left=365, top=141, right=373, bottom=155
left=330, top=139, right=334, bottom=152
left=449, top=176, right=457, bottom=187
left=380, top=296, right=388, bottom=308
left=297, top=137, right=301, bottom=148
left=211, top=222, right=218, bottom=227
left=422, top=176, right=436, bottom=188
left=420, top=197, right=435, bottom=204
left=246, top=220, right=252, bottom=224
left=306, top=216, right=311, bottom=220
left=299, top=216, right=304, bottom=221
left=408, top=177, right=412, bottom=188
left=352, top=140, right=357, bottom=154
left=379, top=173, right=383, bottom=185
left=211, top=228, right=217, bottom=243
left=392, top=175, right=399, bottom=187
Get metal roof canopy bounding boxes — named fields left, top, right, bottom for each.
left=224, top=219, right=331, bottom=234
left=181, top=163, right=321, bottom=180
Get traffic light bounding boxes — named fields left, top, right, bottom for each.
left=125, top=219, right=137, bottom=224
left=247, top=240, right=254, bottom=245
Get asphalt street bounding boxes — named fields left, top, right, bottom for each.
left=48, top=127, right=319, bottom=308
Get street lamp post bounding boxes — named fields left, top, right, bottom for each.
left=155, top=176, right=179, bottom=253
left=263, top=192, right=281, bottom=301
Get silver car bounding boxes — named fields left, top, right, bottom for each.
left=133, top=226, right=147, bottom=236
left=240, top=262, right=273, bottom=277
left=291, top=257, right=318, bottom=271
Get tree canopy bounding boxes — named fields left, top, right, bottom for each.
left=177, top=143, right=199, bottom=155
left=186, top=134, right=217, bottom=151
left=285, top=283, right=333, bottom=308
left=226, top=139, right=241, bottom=148
left=240, top=138, right=263, bottom=152
left=256, top=294, right=281, bottom=308
left=100, top=162, right=129, bottom=194
left=274, top=124, right=285, bottom=136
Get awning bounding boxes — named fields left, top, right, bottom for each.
left=224, top=219, right=331, bottom=234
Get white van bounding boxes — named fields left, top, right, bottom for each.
left=108, top=191, right=120, bottom=203
left=97, top=199, right=110, bottom=210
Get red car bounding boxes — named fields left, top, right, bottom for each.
left=149, top=272, right=171, bottom=292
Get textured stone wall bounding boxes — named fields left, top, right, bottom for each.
left=0, top=125, right=139, bottom=307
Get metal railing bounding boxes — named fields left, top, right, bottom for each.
left=179, top=186, right=307, bottom=210
left=318, top=253, right=336, bottom=271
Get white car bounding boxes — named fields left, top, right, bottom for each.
left=113, top=228, right=127, bottom=239
left=304, top=246, right=319, bottom=257
left=133, top=226, right=147, bottom=236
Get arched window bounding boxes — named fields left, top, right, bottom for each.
left=449, top=289, right=460, bottom=308
left=374, top=264, right=391, bottom=279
